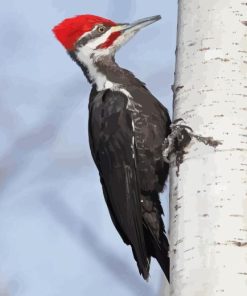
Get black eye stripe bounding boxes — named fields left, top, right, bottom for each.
left=76, top=33, right=93, bottom=47
left=75, top=25, right=111, bottom=48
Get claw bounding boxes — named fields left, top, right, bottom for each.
left=175, top=124, right=193, bottom=132
left=170, top=122, right=193, bottom=133
left=163, top=118, right=193, bottom=167
left=164, top=118, right=222, bottom=175
left=172, top=118, right=184, bottom=125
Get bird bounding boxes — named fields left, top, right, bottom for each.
left=52, top=14, right=171, bottom=281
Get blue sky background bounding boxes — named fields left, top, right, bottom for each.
left=0, top=1, right=177, bottom=295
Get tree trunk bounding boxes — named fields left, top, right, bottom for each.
left=169, top=1, right=247, bottom=295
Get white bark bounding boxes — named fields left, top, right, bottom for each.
left=169, top=1, right=247, bottom=295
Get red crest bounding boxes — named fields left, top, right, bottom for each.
left=52, top=15, right=117, bottom=51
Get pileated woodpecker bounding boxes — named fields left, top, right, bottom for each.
left=53, top=14, right=171, bottom=281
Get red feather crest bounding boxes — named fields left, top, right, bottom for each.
left=52, top=14, right=116, bottom=51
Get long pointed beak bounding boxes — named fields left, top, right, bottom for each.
left=113, top=15, right=161, bottom=34
left=125, top=15, right=161, bottom=32
left=108, top=15, right=161, bottom=53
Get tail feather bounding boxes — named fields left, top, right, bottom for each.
left=130, top=191, right=170, bottom=281
left=133, top=228, right=170, bottom=281
left=131, top=246, right=150, bottom=280
left=141, top=191, right=170, bottom=281
left=147, top=230, right=170, bottom=281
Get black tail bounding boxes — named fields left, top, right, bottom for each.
left=141, top=191, right=170, bottom=281
left=132, top=228, right=170, bottom=281
left=146, top=229, right=170, bottom=281
left=131, top=245, right=150, bottom=280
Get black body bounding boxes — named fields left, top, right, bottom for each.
left=84, top=57, right=171, bottom=280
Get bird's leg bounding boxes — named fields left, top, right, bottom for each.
left=163, top=119, right=222, bottom=175
left=163, top=119, right=192, bottom=166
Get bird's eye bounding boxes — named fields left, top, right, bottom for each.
left=97, top=26, right=106, bottom=33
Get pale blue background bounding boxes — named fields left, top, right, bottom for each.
left=0, top=1, right=177, bottom=295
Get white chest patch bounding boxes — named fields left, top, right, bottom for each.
left=76, top=49, right=106, bottom=90
left=76, top=48, right=114, bottom=91
left=76, top=49, right=134, bottom=96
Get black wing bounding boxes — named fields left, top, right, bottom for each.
left=123, top=86, right=170, bottom=280
left=126, top=86, right=171, bottom=193
left=88, top=88, right=150, bottom=278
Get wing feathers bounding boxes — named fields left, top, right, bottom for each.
left=88, top=88, right=170, bottom=280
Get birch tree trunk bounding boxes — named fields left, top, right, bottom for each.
left=169, top=1, right=247, bottom=295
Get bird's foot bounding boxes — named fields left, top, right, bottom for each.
left=163, top=119, right=222, bottom=175
left=163, top=118, right=192, bottom=165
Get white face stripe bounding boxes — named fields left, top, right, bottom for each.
left=74, top=25, right=140, bottom=91
left=86, top=27, right=114, bottom=49
left=76, top=43, right=112, bottom=91
left=76, top=28, right=96, bottom=45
